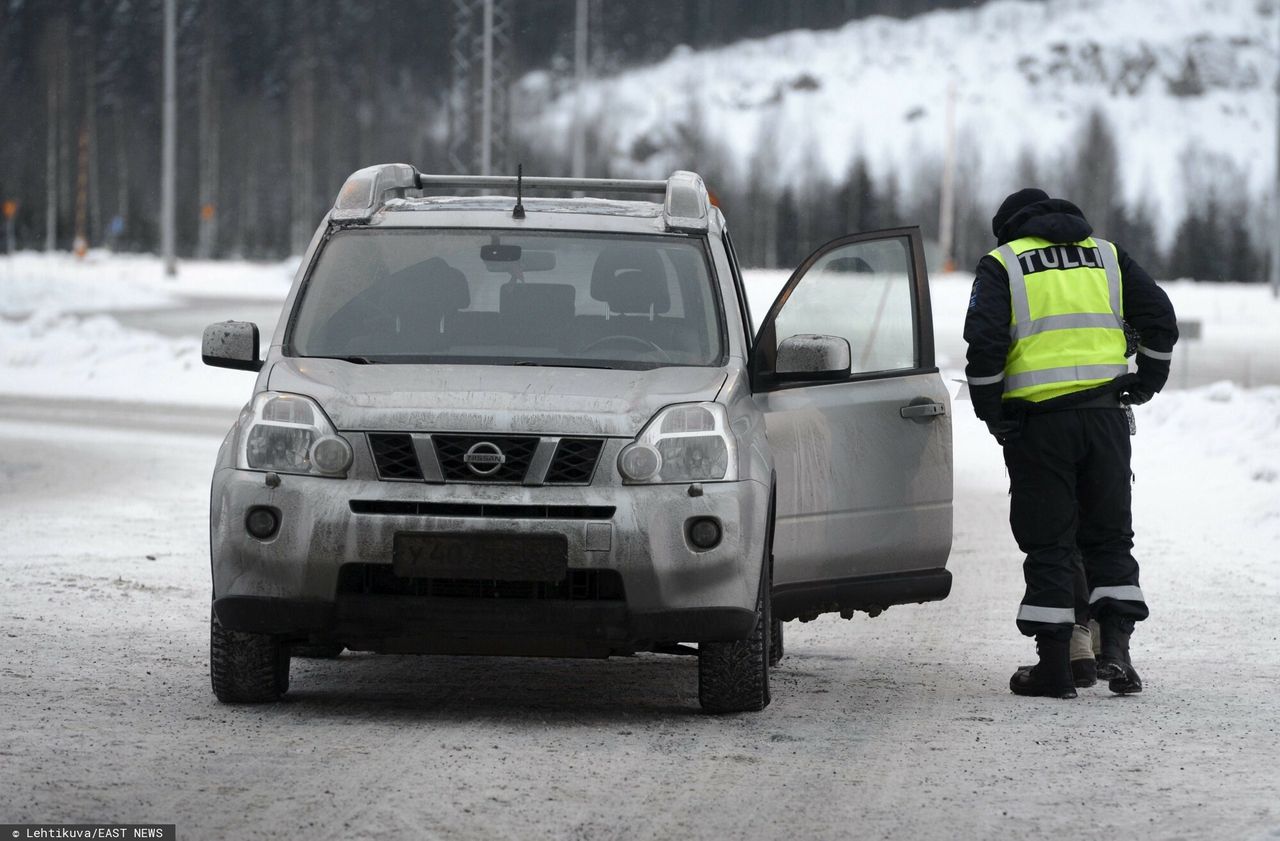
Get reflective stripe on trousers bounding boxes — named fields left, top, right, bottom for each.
left=1017, top=604, right=1077, bottom=625
left=1089, top=585, right=1146, bottom=604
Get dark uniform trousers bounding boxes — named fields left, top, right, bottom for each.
left=1003, top=406, right=1150, bottom=638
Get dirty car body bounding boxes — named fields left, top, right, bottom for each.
left=204, top=166, right=954, bottom=712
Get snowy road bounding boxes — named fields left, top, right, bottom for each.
left=1, top=392, right=1277, bottom=840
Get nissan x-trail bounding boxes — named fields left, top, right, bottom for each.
left=202, top=164, right=953, bottom=713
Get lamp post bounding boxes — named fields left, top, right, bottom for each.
left=161, top=0, right=176, bottom=276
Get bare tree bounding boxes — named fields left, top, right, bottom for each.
left=289, top=6, right=317, bottom=255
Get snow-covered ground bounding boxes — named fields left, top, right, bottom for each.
left=0, top=250, right=298, bottom=317
left=0, top=253, right=1278, bottom=838
left=0, top=253, right=297, bottom=407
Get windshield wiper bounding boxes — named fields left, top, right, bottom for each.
left=314, top=355, right=380, bottom=364
left=511, top=361, right=618, bottom=370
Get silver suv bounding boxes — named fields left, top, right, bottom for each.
left=203, top=165, right=953, bottom=713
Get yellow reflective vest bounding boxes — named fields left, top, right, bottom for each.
left=988, top=236, right=1129, bottom=403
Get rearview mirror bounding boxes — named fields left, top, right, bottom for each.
left=775, top=334, right=851, bottom=379
left=202, top=321, right=262, bottom=372
left=483, top=248, right=556, bottom=273
left=481, top=243, right=522, bottom=263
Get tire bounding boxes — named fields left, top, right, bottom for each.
left=292, top=643, right=344, bottom=659
left=210, top=607, right=290, bottom=703
left=769, top=617, right=784, bottom=667
left=698, top=560, right=772, bottom=714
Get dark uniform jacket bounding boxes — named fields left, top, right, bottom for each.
left=963, top=198, right=1179, bottom=423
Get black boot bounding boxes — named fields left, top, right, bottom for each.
left=1096, top=615, right=1142, bottom=695
left=1010, top=633, right=1076, bottom=699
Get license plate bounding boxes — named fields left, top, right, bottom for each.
left=392, top=532, right=568, bottom=582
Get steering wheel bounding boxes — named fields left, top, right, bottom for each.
left=579, top=334, right=672, bottom=362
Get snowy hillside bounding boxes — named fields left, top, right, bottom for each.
left=516, top=0, right=1278, bottom=229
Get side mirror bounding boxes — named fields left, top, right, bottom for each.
left=202, top=321, right=262, bottom=372
left=775, top=334, right=851, bottom=379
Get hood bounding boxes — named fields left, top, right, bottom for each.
left=997, top=197, right=1093, bottom=245
left=266, top=357, right=729, bottom=437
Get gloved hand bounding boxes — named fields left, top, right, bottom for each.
left=985, top=418, right=1021, bottom=445
left=1116, top=373, right=1155, bottom=406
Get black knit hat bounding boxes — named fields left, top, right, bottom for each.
left=992, top=188, right=1050, bottom=240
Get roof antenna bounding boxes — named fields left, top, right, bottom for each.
left=512, top=163, right=526, bottom=219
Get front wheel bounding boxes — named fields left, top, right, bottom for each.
left=698, top=563, right=772, bottom=714
left=210, top=607, right=289, bottom=703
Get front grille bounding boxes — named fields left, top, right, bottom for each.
left=368, top=434, right=423, bottom=481
left=337, top=563, right=624, bottom=601
left=545, top=438, right=605, bottom=484
left=350, top=500, right=615, bottom=520
left=433, top=435, right=539, bottom=483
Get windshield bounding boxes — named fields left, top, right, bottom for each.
left=288, top=229, right=723, bottom=369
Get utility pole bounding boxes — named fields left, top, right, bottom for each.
left=449, top=0, right=511, bottom=175
left=46, top=62, right=57, bottom=252
left=74, top=125, right=89, bottom=257
left=480, top=0, right=494, bottom=176
left=1272, top=7, right=1280, bottom=298
left=571, top=0, right=589, bottom=179
left=161, top=0, right=176, bottom=276
left=938, top=79, right=958, bottom=273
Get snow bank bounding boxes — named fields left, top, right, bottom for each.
left=0, top=309, right=255, bottom=408
left=0, top=250, right=299, bottom=317
left=1140, top=381, right=1280, bottom=487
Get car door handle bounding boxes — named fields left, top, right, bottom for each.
left=899, top=401, right=946, bottom=420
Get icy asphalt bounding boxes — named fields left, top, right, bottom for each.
left=0, top=388, right=1276, bottom=841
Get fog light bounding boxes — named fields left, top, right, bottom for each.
left=687, top=517, right=722, bottom=551
left=245, top=506, right=280, bottom=540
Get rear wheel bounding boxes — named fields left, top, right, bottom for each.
left=210, top=607, right=289, bottom=703
left=698, top=561, right=771, bottom=714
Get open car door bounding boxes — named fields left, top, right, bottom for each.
left=752, top=227, right=953, bottom=622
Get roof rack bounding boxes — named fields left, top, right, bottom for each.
left=331, top=164, right=710, bottom=233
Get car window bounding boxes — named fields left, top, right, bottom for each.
left=288, top=229, right=723, bottom=369
left=772, top=236, right=917, bottom=374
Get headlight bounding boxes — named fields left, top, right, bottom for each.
left=618, top=403, right=738, bottom=484
left=235, top=392, right=352, bottom=478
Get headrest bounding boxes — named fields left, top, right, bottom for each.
left=590, top=245, right=671, bottom=315
left=499, top=282, right=576, bottom=320
left=384, top=256, right=470, bottom=311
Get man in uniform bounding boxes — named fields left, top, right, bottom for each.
left=964, top=188, right=1178, bottom=699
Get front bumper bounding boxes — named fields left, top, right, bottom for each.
left=210, top=468, right=769, bottom=649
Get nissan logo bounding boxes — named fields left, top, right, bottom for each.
left=463, top=441, right=506, bottom=476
